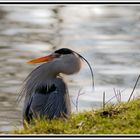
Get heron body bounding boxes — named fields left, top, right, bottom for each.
left=23, top=76, right=71, bottom=121
left=22, top=48, right=82, bottom=123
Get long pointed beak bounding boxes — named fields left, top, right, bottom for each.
left=26, top=54, right=58, bottom=64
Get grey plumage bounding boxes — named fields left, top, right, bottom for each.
left=21, top=50, right=82, bottom=123
left=23, top=77, right=71, bottom=121
left=20, top=48, right=94, bottom=124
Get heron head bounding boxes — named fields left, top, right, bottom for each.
left=26, top=48, right=94, bottom=89
left=26, top=48, right=76, bottom=64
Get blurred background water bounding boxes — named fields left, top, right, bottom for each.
left=0, top=5, right=140, bottom=133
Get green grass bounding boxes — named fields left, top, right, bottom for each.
left=13, top=98, right=140, bottom=134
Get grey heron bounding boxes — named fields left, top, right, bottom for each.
left=19, top=48, right=94, bottom=123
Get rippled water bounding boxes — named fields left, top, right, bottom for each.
left=0, top=5, right=140, bottom=133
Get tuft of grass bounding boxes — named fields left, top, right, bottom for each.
left=13, top=97, right=140, bottom=134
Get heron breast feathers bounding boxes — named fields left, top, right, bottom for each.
left=36, top=84, right=57, bottom=95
